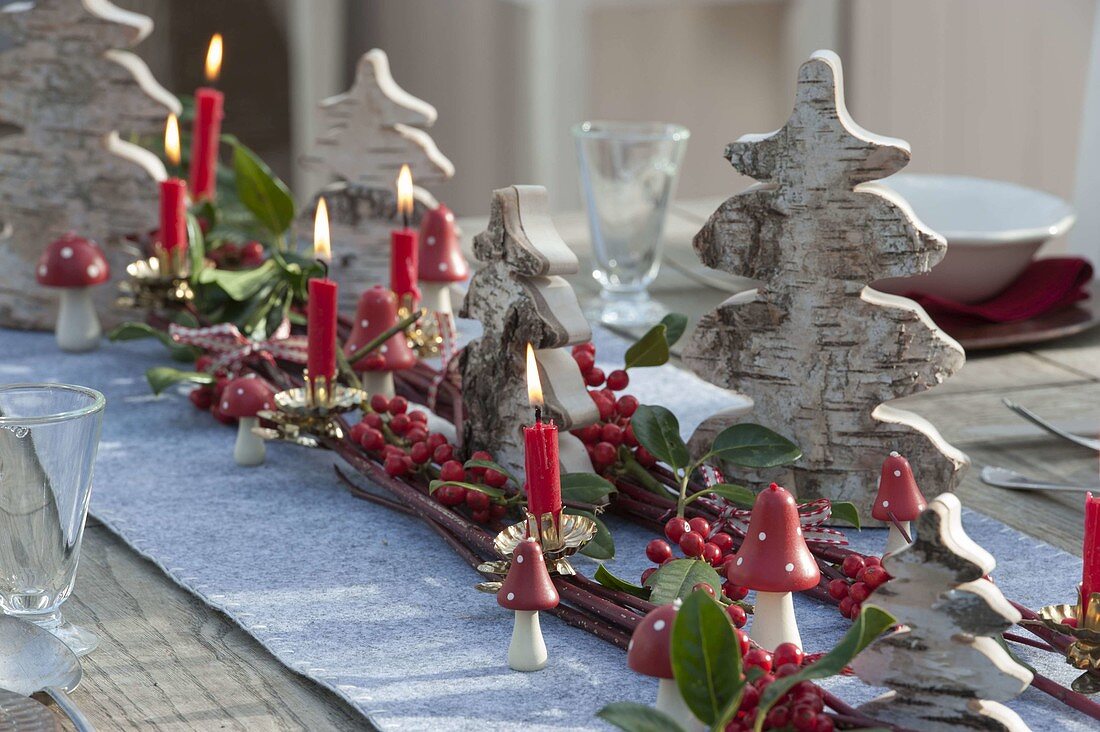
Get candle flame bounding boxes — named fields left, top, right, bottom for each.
left=397, top=164, right=413, bottom=219
left=314, top=198, right=331, bottom=262
left=205, top=33, right=223, bottom=83
left=164, top=114, right=181, bottom=167
left=526, top=344, right=543, bottom=407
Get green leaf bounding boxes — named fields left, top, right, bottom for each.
left=631, top=405, right=690, bottom=470
left=597, top=702, right=687, bottom=732
left=201, top=259, right=279, bottom=301
left=644, top=558, right=722, bottom=604
left=107, top=321, right=199, bottom=362
left=708, top=423, right=801, bottom=468
left=427, top=480, right=506, bottom=500
left=659, top=313, right=689, bottom=347
left=146, top=367, right=214, bottom=395
left=624, top=324, right=670, bottom=369
left=566, top=508, right=615, bottom=560
left=560, top=472, right=617, bottom=505
left=462, top=458, right=518, bottom=485
left=687, top=482, right=755, bottom=507
left=994, top=634, right=1037, bottom=675
left=594, top=565, right=650, bottom=599
left=755, top=605, right=895, bottom=730
left=671, top=591, right=743, bottom=725
left=830, top=501, right=862, bottom=530
left=228, top=137, right=295, bottom=236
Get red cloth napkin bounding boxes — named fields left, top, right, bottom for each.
left=908, top=257, right=1093, bottom=324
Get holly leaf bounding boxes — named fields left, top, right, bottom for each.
left=561, top=473, right=617, bottom=504
left=566, top=508, right=614, bottom=560
left=631, top=405, right=690, bottom=470
left=688, top=482, right=755, bottom=507
left=227, top=135, right=295, bottom=236
left=594, top=565, right=650, bottom=599
left=644, top=558, right=722, bottom=604
left=146, top=367, right=214, bottom=395
left=754, top=605, right=895, bottom=730
left=597, top=702, right=687, bottom=732
left=659, top=312, right=689, bottom=347
left=708, top=423, right=801, bottom=468
left=672, top=591, right=743, bottom=725
left=199, top=259, right=279, bottom=301
left=108, top=321, right=199, bottom=362
left=624, top=324, right=670, bottom=369
left=830, top=501, right=862, bottom=530
left=428, top=480, right=506, bottom=500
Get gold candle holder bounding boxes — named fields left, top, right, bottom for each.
left=1034, top=588, right=1100, bottom=693
left=253, top=370, right=367, bottom=448
left=398, top=295, right=443, bottom=357
left=116, top=245, right=193, bottom=311
left=475, top=510, right=598, bottom=592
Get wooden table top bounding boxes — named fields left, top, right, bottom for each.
left=49, top=200, right=1099, bottom=730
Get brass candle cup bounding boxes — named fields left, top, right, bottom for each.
left=1035, top=588, right=1100, bottom=693
left=253, top=371, right=367, bottom=448
left=475, top=511, right=598, bottom=592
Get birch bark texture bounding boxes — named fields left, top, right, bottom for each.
left=682, top=50, right=968, bottom=516
left=0, top=0, right=179, bottom=331
left=459, top=185, right=598, bottom=476
left=300, top=49, right=454, bottom=311
left=852, top=493, right=1032, bottom=731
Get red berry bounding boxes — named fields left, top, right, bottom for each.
left=433, top=444, right=454, bottom=464
left=726, top=604, right=747, bottom=628
left=593, top=394, right=615, bottom=421
left=593, top=441, right=617, bottom=466
left=572, top=342, right=596, bottom=356
left=369, top=394, right=390, bottom=413
left=584, top=367, right=605, bottom=387
left=484, top=469, right=508, bottom=488
left=189, top=386, right=213, bottom=410
left=849, top=581, right=871, bottom=603
left=790, top=704, right=819, bottom=731
left=773, top=642, right=804, bottom=669
left=382, top=444, right=405, bottom=459
left=606, top=369, right=629, bottom=391
left=827, top=578, right=850, bottom=600
left=194, top=355, right=215, bottom=374
left=388, top=396, right=408, bottom=414
left=410, top=442, right=431, bottom=464
left=573, top=350, right=595, bottom=373
left=363, top=412, right=383, bottom=429
left=739, top=683, right=759, bottom=711
left=360, top=428, right=385, bottom=451
left=862, top=565, right=889, bottom=589
left=723, top=581, right=749, bottom=601
left=436, top=484, right=465, bottom=506
left=710, top=532, right=734, bottom=552
left=349, top=422, right=370, bottom=444
left=640, top=567, right=657, bottom=585
left=692, top=582, right=716, bottom=597
left=241, top=240, right=264, bottom=261
left=688, top=517, right=711, bottom=537
left=490, top=504, right=507, bottom=519
left=775, top=662, right=801, bottom=678
left=634, top=447, right=657, bottom=467
left=465, top=490, right=490, bottom=511
left=470, top=508, right=490, bottom=523
left=646, top=539, right=673, bottom=564
left=755, top=672, right=776, bottom=690
left=815, top=715, right=835, bottom=732
left=600, top=422, right=624, bottom=446
left=440, top=460, right=466, bottom=482
left=838, top=596, right=855, bottom=618
left=616, top=395, right=639, bottom=418
left=213, top=376, right=228, bottom=399
left=384, top=456, right=407, bottom=477
left=743, top=648, right=773, bottom=674
left=428, top=433, right=450, bottom=451
left=664, top=517, right=690, bottom=543
left=389, top=413, right=411, bottom=435
left=405, top=426, right=428, bottom=443
left=864, top=555, right=881, bottom=567
left=576, top=424, right=601, bottom=444
left=679, top=531, right=705, bottom=557
left=408, top=410, right=428, bottom=424
left=841, top=554, right=866, bottom=579
left=848, top=602, right=862, bottom=619
left=624, top=423, right=638, bottom=446
left=702, top=542, right=722, bottom=566
left=765, top=705, right=790, bottom=730
left=736, top=628, right=750, bottom=657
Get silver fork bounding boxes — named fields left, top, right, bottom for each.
left=981, top=466, right=1100, bottom=492
left=1002, top=398, right=1100, bottom=451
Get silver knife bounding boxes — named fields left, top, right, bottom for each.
left=981, top=466, right=1100, bottom=493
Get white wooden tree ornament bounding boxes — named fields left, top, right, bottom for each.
left=0, top=0, right=180, bottom=331
left=459, top=185, right=598, bottom=476
left=300, top=49, right=455, bottom=311
left=682, top=50, right=968, bottom=516
left=852, top=493, right=1032, bottom=731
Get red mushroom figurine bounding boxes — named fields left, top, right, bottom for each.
left=873, top=451, right=927, bottom=555
left=726, top=483, right=820, bottom=650
left=35, top=233, right=110, bottom=352
left=497, top=538, right=558, bottom=671
left=417, top=204, right=468, bottom=318
left=627, top=599, right=702, bottom=729
left=220, top=376, right=277, bottom=466
left=344, top=286, right=417, bottom=399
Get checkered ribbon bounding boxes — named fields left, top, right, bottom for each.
left=701, top=465, right=848, bottom=547
left=427, top=311, right=459, bottom=411
left=169, top=321, right=308, bottom=373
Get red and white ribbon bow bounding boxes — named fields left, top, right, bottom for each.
left=701, top=465, right=848, bottom=547
left=169, top=321, right=308, bottom=373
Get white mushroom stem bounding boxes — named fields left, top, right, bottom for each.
left=420, top=281, right=453, bottom=317
left=55, top=287, right=101, bottom=352
left=508, top=610, right=548, bottom=671
left=655, top=678, right=706, bottom=732
left=362, top=371, right=395, bottom=399
left=885, top=521, right=912, bottom=556
left=233, top=417, right=266, bottom=467
left=749, top=591, right=802, bottom=651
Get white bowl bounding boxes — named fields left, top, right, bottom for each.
left=873, top=174, right=1075, bottom=303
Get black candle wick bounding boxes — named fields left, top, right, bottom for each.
left=534, top=405, right=543, bottom=424
left=316, top=258, right=329, bottom=278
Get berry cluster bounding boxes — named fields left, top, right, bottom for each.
left=724, top=635, right=833, bottom=732
left=206, top=240, right=265, bottom=270
left=568, top=343, right=654, bottom=472
left=348, top=394, right=512, bottom=525
left=188, top=359, right=248, bottom=424
left=642, top=516, right=750, bottom=610
left=826, top=553, right=891, bottom=619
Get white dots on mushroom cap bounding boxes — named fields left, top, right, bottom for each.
left=87, top=265, right=99, bottom=278
left=882, top=500, right=890, bottom=508
left=427, top=236, right=436, bottom=245
left=439, top=263, right=448, bottom=272
left=222, top=401, right=229, bottom=410
left=758, top=532, right=766, bottom=541
left=506, top=592, right=515, bottom=601
left=893, top=470, right=902, bottom=477
left=360, top=319, right=369, bottom=328
left=653, top=619, right=666, bottom=632
left=736, top=556, right=744, bottom=566
left=515, top=553, right=524, bottom=564
left=784, top=562, right=794, bottom=572
left=60, top=246, right=73, bottom=258
left=38, top=265, right=46, bottom=276
left=237, top=387, right=245, bottom=395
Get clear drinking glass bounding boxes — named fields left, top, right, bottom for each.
left=573, top=121, right=689, bottom=327
left=0, top=383, right=105, bottom=655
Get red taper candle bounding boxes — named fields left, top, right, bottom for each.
left=159, top=113, right=187, bottom=252
left=523, top=345, right=561, bottom=519
left=391, top=164, right=420, bottom=302
left=306, top=199, right=338, bottom=381
left=1083, top=492, right=1100, bottom=607
left=189, top=34, right=224, bottom=202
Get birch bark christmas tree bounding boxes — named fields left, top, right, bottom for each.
left=459, top=185, right=598, bottom=476
left=301, top=49, right=454, bottom=310
left=682, top=50, right=967, bottom=515
left=852, top=493, right=1032, bottom=731
left=0, top=0, right=179, bottom=330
